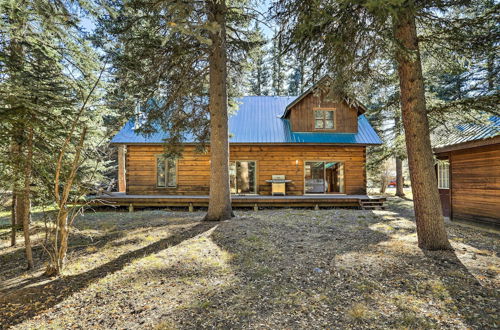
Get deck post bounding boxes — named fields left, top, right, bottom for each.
left=253, top=203, right=258, bottom=212
left=188, top=203, right=194, bottom=212
left=314, top=204, right=319, bottom=210
left=117, top=145, right=127, bottom=192
left=128, top=203, right=134, bottom=212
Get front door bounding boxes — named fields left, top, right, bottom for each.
left=305, top=161, right=345, bottom=194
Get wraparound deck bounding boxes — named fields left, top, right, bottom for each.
left=87, top=193, right=386, bottom=210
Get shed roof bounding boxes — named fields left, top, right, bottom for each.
left=111, top=96, right=382, bottom=145
left=433, top=116, right=499, bottom=151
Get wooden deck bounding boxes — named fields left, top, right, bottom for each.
left=87, top=193, right=386, bottom=209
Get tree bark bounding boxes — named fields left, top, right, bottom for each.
left=380, top=175, right=387, bottom=194
left=11, top=194, right=16, bottom=246
left=11, top=129, right=25, bottom=231
left=21, top=127, right=34, bottom=269
left=393, top=9, right=451, bottom=250
left=395, top=157, right=405, bottom=197
left=56, top=209, right=69, bottom=271
left=204, top=0, right=233, bottom=221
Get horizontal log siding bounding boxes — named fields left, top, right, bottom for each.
left=126, top=144, right=367, bottom=195
left=289, top=92, right=358, bottom=133
left=450, top=144, right=500, bottom=224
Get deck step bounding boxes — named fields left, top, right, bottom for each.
left=359, top=198, right=386, bottom=210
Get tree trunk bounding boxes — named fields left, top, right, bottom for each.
left=21, top=127, right=34, bottom=269
left=11, top=130, right=25, bottom=231
left=393, top=10, right=451, bottom=250
left=11, top=194, right=16, bottom=246
left=204, top=0, right=233, bottom=221
left=395, top=157, right=405, bottom=197
left=57, top=209, right=69, bottom=271
left=379, top=176, right=387, bottom=194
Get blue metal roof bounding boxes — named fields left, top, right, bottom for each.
left=434, top=116, right=499, bottom=148
left=111, top=96, right=382, bottom=145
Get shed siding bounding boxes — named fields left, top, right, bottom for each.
left=449, top=144, right=500, bottom=224
left=126, top=144, right=366, bottom=195
left=289, top=92, right=358, bottom=133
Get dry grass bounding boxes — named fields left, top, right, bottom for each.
left=0, top=200, right=498, bottom=329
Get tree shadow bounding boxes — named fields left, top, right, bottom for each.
left=0, top=221, right=218, bottom=328
left=159, top=211, right=497, bottom=329
left=160, top=213, right=393, bottom=328
left=419, top=250, right=497, bottom=328
left=0, top=229, right=127, bottom=291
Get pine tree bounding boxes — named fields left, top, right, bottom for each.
left=273, top=0, right=480, bottom=250
left=0, top=0, right=109, bottom=271
left=271, top=30, right=286, bottom=95
left=102, top=0, right=257, bottom=221
left=248, top=24, right=271, bottom=95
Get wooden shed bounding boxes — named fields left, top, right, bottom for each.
left=434, top=117, right=499, bottom=225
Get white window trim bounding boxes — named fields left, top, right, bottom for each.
left=437, top=161, right=450, bottom=189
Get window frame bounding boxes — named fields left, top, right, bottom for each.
left=437, top=160, right=450, bottom=189
left=155, top=155, right=178, bottom=188
left=304, top=160, right=345, bottom=194
left=313, top=108, right=336, bottom=130
left=229, top=160, right=258, bottom=195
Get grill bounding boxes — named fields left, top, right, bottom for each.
left=266, top=175, right=292, bottom=196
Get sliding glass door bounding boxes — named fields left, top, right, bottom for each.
left=229, top=161, right=257, bottom=194
left=305, top=161, right=345, bottom=194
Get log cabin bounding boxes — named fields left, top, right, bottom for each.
left=108, top=77, right=383, bottom=208
left=434, top=117, right=499, bottom=225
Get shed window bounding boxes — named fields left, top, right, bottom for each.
left=314, top=110, right=335, bottom=129
left=157, top=157, right=177, bottom=188
left=437, top=161, right=450, bottom=189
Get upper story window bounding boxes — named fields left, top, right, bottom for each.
left=157, top=156, right=177, bottom=188
left=314, top=109, right=335, bottom=129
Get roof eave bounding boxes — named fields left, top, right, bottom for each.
left=434, top=135, right=500, bottom=153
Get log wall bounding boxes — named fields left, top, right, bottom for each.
left=125, top=144, right=367, bottom=195
left=448, top=143, right=500, bottom=224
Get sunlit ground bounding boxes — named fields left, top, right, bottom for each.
left=0, top=199, right=498, bottom=329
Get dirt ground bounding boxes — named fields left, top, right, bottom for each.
left=0, top=198, right=498, bottom=329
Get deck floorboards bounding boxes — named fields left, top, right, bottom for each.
left=88, top=193, right=385, bottom=208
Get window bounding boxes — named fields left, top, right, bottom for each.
left=314, top=109, right=335, bottom=129
left=157, top=157, right=177, bottom=188
left=305, top=161, right=345, bottom=193
left=229, top=161, right=256, bottom=194
left=437, top=161, right=450, bottom=189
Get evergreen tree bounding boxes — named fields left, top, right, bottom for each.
left=273, top=0, right=477, bottom=250
left=101, top=0, right=257, bottom=221
left=271, top=29, right=286, bottom=95
left=0, top=0, right=110, bottom=270
left=248, top=23, right=271, bottom=95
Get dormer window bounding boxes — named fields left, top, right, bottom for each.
left=314, top=108, right=335, bottom=130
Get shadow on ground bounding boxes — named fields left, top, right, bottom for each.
left=0, top=219, right=217, bottom=328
